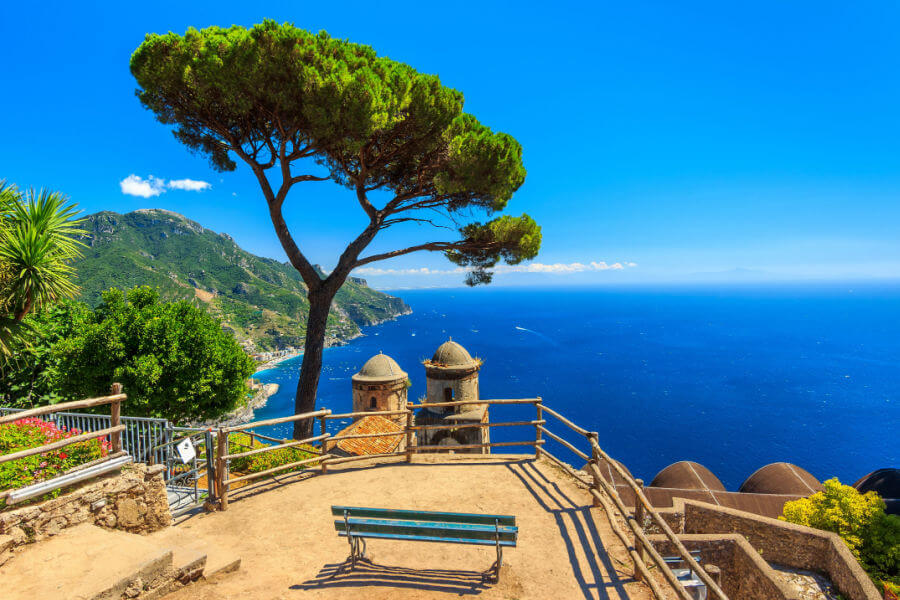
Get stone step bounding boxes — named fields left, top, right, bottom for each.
left=0, top=523, right=174, bottom=600
left=149, top=525, right=241, bottom=581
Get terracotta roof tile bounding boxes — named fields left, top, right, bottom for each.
left=327, top=415, right=404, bottom=456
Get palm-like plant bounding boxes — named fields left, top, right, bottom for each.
left=0, top=181, right=85, bottom=355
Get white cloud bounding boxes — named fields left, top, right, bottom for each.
left=168, top=178, right=211, bottom=192
left=354, top=261, right=637, bottom=277
left=119, top=174, right=213, bottom=197
left=120, top=175, right=166, bottom=198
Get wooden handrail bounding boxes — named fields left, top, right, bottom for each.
left=587, top=482, right=691, bottom=600
left=327, top=430, right=406, bottom=442
left=325, top=409, right=410, bottom=419
left=588, top=437, right=729, bottom=600
left=221, top=433, right=330, bottom=461
left=406, top=398, right=540, bottom=409
left=539, top=405, right=591, bottom=437
left=0, top=425, right=126, bottom=464
left=538, top=426, right=589, bottom=461
left=0, top=393, right=126, bottom=425
left=414, top=440, right=542, bottom=452
left=226, top=454, right=329, bottom=485
left=408, top=420, right=544, bottom=432
left=323, top=451, right=407, bottom=467
left=589, top=482, right=668, bottom=599
left=220, top=408, right=331, bottom=433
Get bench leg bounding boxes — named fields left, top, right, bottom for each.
left=347, top=536, right=367, bottom=567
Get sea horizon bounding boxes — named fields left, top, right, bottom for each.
left=253, top=283, right=899, bottom=491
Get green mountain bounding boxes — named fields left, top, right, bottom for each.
left=72, top=209, right=410, bottom=351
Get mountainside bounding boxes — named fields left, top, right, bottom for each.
left=72, top=209, right=410, bottom=351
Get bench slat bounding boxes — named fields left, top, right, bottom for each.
left=337, top=530, right=517, bottom=547
left=335, top=518, right=517, bottom=543
left=331, top=505, right=516, bottom=526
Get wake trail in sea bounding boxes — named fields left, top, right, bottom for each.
left=514, top=325, right=559, bottom=346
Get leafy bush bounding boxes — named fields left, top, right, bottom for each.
left=0, top=417, right=109, bottom=507
left=52, top=286, right=255, bottom=422
left=227, top=432, right=318, bottom=476
left=781, top=477, right=900, bottom=586
left=0, top=300, right=91, bottom=408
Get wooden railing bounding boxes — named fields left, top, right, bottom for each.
left=211, top=397, right=729, bottom=599
left=536, top=402, right=729, bottom=600
left=0, top=384, right=128, bottom=503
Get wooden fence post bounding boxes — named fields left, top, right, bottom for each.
left=216, top=428, right=228, bottom=510
left=319, top=415, right=328, bottom=474
left=109, top=383, right=123, bottom=454
left=634, top=478, right=646, bottom=580
left=534, top=398, right=543, bottom=459
left=405, top=407, right=414, bottom=462
left=588, top=432, right=601, bottom=508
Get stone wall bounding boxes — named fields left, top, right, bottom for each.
left=649, top=533, right=798, bottom=600
left=676, top=499, right=881, bottom=600
left=0, top=463, right=171, bottom=563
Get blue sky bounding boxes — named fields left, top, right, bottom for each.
left=2, top=1, right=899, bottom=288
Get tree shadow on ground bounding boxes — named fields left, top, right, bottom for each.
left=292, top=557, right=492, bottom=595
left=506, top=460, right=637, bottom=600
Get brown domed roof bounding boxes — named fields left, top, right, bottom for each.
left=650, top=461, right=726, bottom=491
left=854, top=469, right=900, bottom=515
left=739, top=463, right=822, bottom=496
left=429, top=339, right=477, bottom=368
left=352, top=353, right=407, bottom=383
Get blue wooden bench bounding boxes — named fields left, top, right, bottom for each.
left=331, top=505, right=517, bottom=580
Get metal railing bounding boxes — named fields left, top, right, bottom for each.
left=0, top=385, right=128, bottom=504
left=1, top=407, right=173, bottom=465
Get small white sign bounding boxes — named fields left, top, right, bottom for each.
left=176, top=438, right=196, bottom=464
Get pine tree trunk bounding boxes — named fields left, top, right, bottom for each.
left=292, top=290, right=333, bottom=439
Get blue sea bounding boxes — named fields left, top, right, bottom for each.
left=252, top=284, right=899, bottom=491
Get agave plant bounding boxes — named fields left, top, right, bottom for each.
left=0, top=181, right=85, bottom=356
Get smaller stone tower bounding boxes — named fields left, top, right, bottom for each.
left=351, top=353, right=408, bottom=425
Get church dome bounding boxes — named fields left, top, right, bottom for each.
left=650, top=461, right=726, bottom=491
left=352, top=353, right=407, bottom=383
left=854, top=468, right=900, bottom=515
left=739, top=463, right=822, bottom=496
left=430, top=339, right=476, bottom=367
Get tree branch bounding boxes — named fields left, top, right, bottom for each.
left=354, top=241, right=458, bottom=267
left=230, top=142, right=321, bottom=287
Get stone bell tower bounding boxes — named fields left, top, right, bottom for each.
left=351, top=353, right=408, bottom=425
left=417, top=339, right=489, bottom=453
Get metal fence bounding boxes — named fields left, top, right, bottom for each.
left=0, top=407, right=173, bottom=465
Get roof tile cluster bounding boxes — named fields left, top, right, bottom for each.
left=327, top=415, right=404, bottom=456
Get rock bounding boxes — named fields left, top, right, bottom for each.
left=0, top=549, right=11, bottom=567
left=116, top=499, right=141, bottom=528
left=8, top=527, right=26, bottom=545
left=0, top=534, right=13, bottom=552
left=46, top=517, right=67, bottom=536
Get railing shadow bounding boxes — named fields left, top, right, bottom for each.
left=292, top=557, right=492, bottom=595
left=506, top=460, right=635, bottom=600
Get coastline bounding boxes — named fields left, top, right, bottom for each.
left=251, top=305, right=414, bottom=375
left=191, top=382, right=281, bottom=429
left=253, top=351, right=302, bottom=374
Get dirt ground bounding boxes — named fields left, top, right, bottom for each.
left=161, top=455, right=656, bottom=600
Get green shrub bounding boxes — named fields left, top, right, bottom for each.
left=0, top=417, right=109, bottom=508
left=781, top=477, right=900, bottom=586
left=227, top=432, right=318, bottom=476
